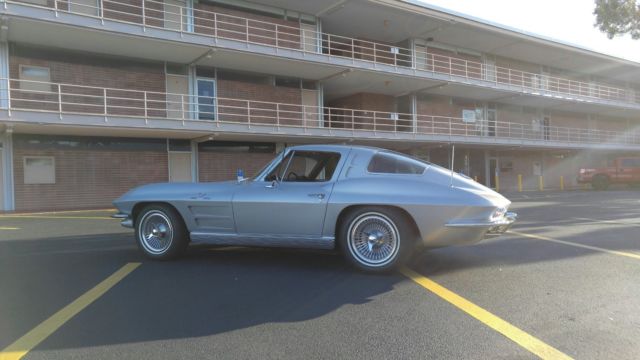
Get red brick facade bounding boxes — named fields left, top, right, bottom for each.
left=12, top=140, right=168, bottom=211
left=198, top=151, right=274, bottom=182
left=216, top=79, right=303, bottom=126
left=194, top=3, right=301, bottom=49
left=327, top=93, right=403, bottom=131
left=9, top=45, right=167, bottom=117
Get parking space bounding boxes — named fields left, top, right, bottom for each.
left=1, top=191, right=639, bottom=359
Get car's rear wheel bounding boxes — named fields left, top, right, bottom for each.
left=338, top=207, right=415, bottom=273
left=135, top=204, right=188, bottom=260
left=592, top=174, right=609, bottom=190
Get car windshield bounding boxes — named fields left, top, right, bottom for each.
left=251, top=150, right=285, bottom=180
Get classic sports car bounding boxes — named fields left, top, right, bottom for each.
left=113, top=145, right=516, bottom=272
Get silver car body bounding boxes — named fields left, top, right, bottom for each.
left=113, top=145, right=516, bottom=250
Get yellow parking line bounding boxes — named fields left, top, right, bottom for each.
left=9, top=209, right=115, bottom=216
left=400, top=267, right=572, bottom=360
left=0, top=215, right=115, bottom=220
left=0, top=262, right=141, bottom=360
left=573, top=217, right=640, bottom=227
left=510, top=231, right=640, bottom=260
left=0, top=227, right=20, bottom=230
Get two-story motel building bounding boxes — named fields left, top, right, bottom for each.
left=0, top=0, right=639, bottom=211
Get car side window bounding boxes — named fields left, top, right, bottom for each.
left=281, top=151, right=341, bottom=182
left=621, top=159, right=640, bottom=168
left=367, top=151, right=426, bottom=175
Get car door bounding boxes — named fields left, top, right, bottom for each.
left=233, top=149, right=346, bottom=237
left=618, top=158, right=636, bottom=182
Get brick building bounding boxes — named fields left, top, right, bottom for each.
left=0, top=0, right=639, bottom=211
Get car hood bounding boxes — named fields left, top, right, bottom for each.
left=114, top=181, right=239, bottom=204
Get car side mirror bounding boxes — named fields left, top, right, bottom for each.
left=265, top=180, right=278, bottom=189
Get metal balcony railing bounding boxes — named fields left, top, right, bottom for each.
left=6, top=0, right=640, bottom=107
left=3, top=78, right=640, bottom=147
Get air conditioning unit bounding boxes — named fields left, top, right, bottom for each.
left=390, top=47, right=400, bottom=54
left=389, top=112, right=399, bottom=120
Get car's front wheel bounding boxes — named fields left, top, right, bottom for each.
left=338, top=207, right=415, bottom=273
left=135, top=204, right=189, bottom=260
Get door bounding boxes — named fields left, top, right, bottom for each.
left=543, top=116, right=550, bottom=140
left=484, top=59, right=496, bottom=82
left=166, top=74, right=189, bottom=119
left=302, top=89, right=319, bottom=128
left=300, top=23, right=318, bottom=52
left=69, top=0, right=99, bottom=15
left=197, top=78, right=216, bottom=120
left=233, top=150, right=343, bottom=237
left=487, top=108, right=496, bottom=137
left=618, top=158, right=640, bottom=182
left=169, top=152, right=192, bottom=182
left=164, top=0, right=184, bottom=30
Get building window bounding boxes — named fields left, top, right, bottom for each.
left=19, top=65, right=52, bottom=93
left=23, top=156, right=56, bottom=184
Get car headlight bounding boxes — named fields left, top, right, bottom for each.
left=489, top=207, right=507, bottom=222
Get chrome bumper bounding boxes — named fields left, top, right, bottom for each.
left=445, top=212, right=517, bottom=237
left=112, top=213, right=133, bottom=228
left=485, top=212, right=517, bottom=236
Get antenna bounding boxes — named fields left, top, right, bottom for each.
left=450, top=144, right=455, bottom=187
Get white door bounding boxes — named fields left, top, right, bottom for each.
left=484, top=59, right=496, bottom=82
left=414, top=44, right=428, bottom=70
left=164, top=0, right=184, bottom=30
left=302, top=89, right=319, bottom=128
left=300, top=23, right=318, bottom=52
left=166, top=74, right=189, bottom=119
left=169, top=152, right=192, bottom=182
left=69, top=0, right=99, bottom=16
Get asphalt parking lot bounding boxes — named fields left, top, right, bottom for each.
left=1, top=190, right=639, bottom=359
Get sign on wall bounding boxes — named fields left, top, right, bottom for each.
left=462, top=109, right=476, bottom=123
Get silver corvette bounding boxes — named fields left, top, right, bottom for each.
left=113, top=144, right=516, bottom=272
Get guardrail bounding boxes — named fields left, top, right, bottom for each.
left=6, top=0, right=640, bottom=106
left=3, top=78, right=639, bottom=146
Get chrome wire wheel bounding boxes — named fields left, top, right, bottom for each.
left=138, top=210, right=174, bottom=255
left=347, top=212, right=400, bottom=267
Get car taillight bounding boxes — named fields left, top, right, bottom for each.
left=490, top=207, right=507, bottom=222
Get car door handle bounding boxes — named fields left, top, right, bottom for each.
left=308, top=193, right=325, bottom=200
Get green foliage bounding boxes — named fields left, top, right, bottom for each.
left=593, top=0, right=640, bottom=39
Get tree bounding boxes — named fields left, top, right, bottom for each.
left=593, top=0, right=640, bottom=39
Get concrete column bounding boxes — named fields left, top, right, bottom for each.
left=191, top=140, right=198, bottom=182
left=1, top=129, right=15, bottom=211
left=410, top=94, right=417, bottom=133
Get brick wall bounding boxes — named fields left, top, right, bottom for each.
left=10, top=45, right=167, bottom=117
left=327, top=93, right=399, bottom=131
left=13, top=137, right=168, bottom=211
left=416, top=95, right=478, bottom=135
left=427, top=47, right=482, bottom=79
left=216, top=79, right=303, bottom=126
left=194, top=3, right=300, bottom=49
left=198, top=151, right=274, bottom=182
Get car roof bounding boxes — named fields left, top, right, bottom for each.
left=287, top=144, right=382, bottom=153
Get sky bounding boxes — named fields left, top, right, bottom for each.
left=417, top=0, right=640, bottom=63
